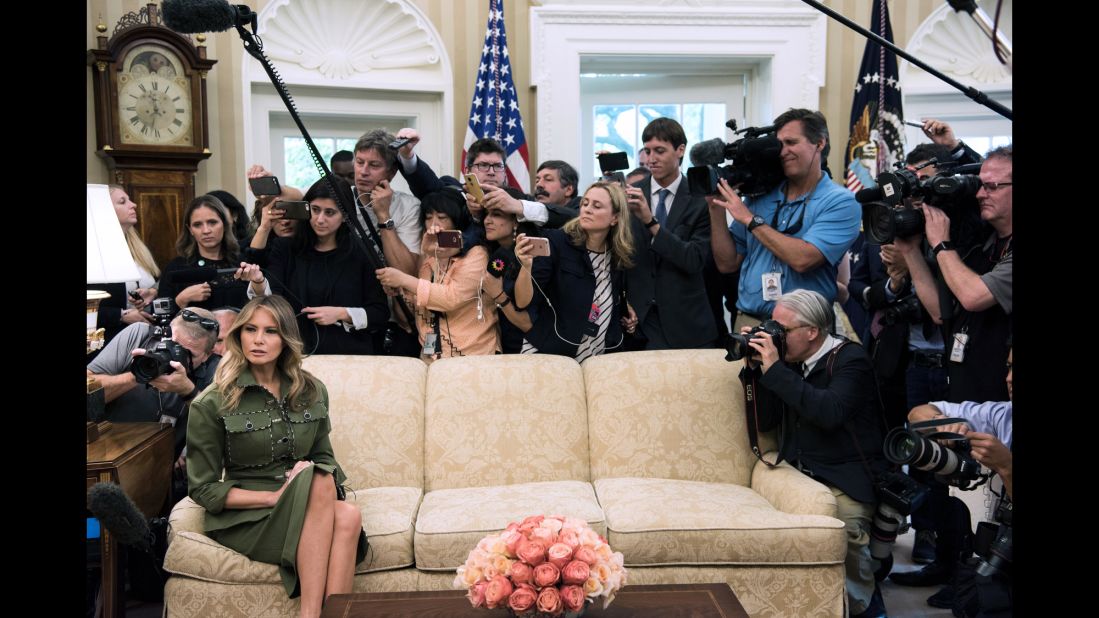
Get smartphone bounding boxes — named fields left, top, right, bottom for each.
left=128, top=290, right=143, bottom=302
left=464, top=173, right=485, bottom=203
left=436, top=230, right=464, bottom=249
left=597, top=151, right=630, bottom=173
left=248, top=175, right=282, bottom=196
left=388, top=137, right=411, bottom=151
left=527, top=236, right=551, bottom=257
left=274, top=200, right=312, bottom=220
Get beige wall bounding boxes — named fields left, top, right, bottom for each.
left=88, top=0, right=936, bottom=199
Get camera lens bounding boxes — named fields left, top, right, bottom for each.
left=869, top=502, right=903, bottom=560
left=131, top=353, right=169, bottom=384
left=723, top=333, right=751, bottom=362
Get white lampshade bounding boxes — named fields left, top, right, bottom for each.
left=87, top=184, right=141, bottom=283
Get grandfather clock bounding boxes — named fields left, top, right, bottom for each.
left=88, top=3, right=217, bottom=268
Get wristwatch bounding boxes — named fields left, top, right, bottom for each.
left=380, top=218, right=396, bottom=231
left=932, top=241, right=955, bottom=256
left=645, top=217, right=659, bottom=228
left=747, top=215, right=766, bottom=232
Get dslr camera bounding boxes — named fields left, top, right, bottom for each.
left=883, top=422, right=983, bottom=489
left=869, top=470, right=930, bottom=560
left=881, top=294, right=923, bottom=327
left=724, top=319, right=786, bottom=362
left=687, top=119, right=786, bottom=199
left=131, top=339, right=192, bottom=385
left=857, top=160, right=983, bottom=244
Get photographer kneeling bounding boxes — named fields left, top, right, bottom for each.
left=87, top=307, right=222, bottom=491
left=737, top=289, right=888, bottom=618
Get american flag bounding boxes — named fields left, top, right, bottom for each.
left=462, top=0, right=530, bottom=193
left=844, top=0, right=906, bottom=193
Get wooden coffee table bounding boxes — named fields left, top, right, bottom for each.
left=322, top=583, right=748, bottom=617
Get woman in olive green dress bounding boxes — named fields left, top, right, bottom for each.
left=187, top=295, right=366, bottom=617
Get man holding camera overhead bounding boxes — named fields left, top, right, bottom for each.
left=710, top=108, right=861, bottom=330
left=86, top=307, right=221, bottom=463
left=737, top=288, right=888, bottom=618
left=894, top=145, right=1012, bottom=403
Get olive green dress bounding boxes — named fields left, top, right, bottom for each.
left=187, top=369, right=367, bottom=598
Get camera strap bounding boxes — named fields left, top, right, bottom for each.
left=739, top=368, right=782, bottom=468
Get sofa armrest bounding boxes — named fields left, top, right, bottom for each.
left=750, top=455, right=838, bottom=518
left=168, top=496, right=207, bottom=545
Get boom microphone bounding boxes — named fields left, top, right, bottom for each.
left=161, top=0, right=255, bottom=34
left=88, top=482, right=154, bottom=552
left=689, top=138, right=727, bottom=167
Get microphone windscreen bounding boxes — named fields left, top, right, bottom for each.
left=856, top=187, right=884, bottom=203
left=161, top=0, right=238, bottom=34
left=87, top=482, right=152, bottom=551
left=689, top=138, right=727, bottom=167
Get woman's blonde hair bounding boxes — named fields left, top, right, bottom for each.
left=562, top=181, right=634, bottom=269
left=214, top=296, right=318, bottom=412
left=109, top=185, right=160, bottom=278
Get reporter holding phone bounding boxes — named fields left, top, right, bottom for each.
left=160, top=195, right=250, bottom=313
left=375, top=190, right=499, bottom=361
left=482, top=206, right=540, bottom=353
left=514, top=181, right=635, bottom=362
left=245, top=177, right=390, bottom=355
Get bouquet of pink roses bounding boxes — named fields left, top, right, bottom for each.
left=454, top=514, right=627, bottom=617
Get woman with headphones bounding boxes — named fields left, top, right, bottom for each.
left=513, top=181, right=635, bottom=362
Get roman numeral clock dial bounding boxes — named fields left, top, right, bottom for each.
left=118, top=73, right=191, bottom=145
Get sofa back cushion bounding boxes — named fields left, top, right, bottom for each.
left=424, top=354, right=590, bottom=492
left=303, top=355, right=426, bottom=489
left=585, top=349, right=763, bottom=486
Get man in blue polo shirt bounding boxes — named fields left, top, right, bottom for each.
left=709, top=108, right=860, bottom=329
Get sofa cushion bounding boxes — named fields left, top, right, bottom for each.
left=303, top=355, right=426, bottom=489
left=584, top=350, right=765, bottom=486
left=594, top=478, right=846, bottom=566
left=414, top=480, right=606, bottom=570
left=423, top=355, right=590, bottom=492
left=164, top=487, right=422, bottom=583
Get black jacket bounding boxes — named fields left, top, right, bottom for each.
left=625, top=176, right=717, bottom=348
left=523, top=229, right=626, bottom=357
left=747, top=340, right=887, bottom=503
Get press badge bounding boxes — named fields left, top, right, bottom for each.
left=422, top=333, right=439, bottom=356
left=949, top=332, right=969, bottom=363
left=584, top=303, right=601, bottom=337
left=159, top=414, right=178, bottom=427
left=762, top=272, right=783, bottom=301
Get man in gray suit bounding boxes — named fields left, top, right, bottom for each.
left=624, top=117, right=718, bottom=350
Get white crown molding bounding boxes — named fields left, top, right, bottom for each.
left=531, top=2, right=824, bottom=163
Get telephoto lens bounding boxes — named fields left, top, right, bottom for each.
left=976, top=525, right=1012, bottom=578
left=882, top=426, right=983, bottom=488
left=869, top=502, right=904, bottom=560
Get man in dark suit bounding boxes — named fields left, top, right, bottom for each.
left=623, top=117, right=717, bottom=350
left=739, top=289, right=888, bottom=618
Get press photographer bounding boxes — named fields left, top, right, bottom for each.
left=87, top=306, right=222, bottom=470
left=890, top=346, right=1013, bottom=614
left=734, top=289, right=888, bottom=618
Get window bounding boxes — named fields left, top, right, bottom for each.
left=283, top=137, right=359, bottom=190
left=594, top=103, right=728, bottom=172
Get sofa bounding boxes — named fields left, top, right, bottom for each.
left=163, top=350, right=849, bottom=616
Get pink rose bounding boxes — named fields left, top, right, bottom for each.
left=501, top=528, right=523, bottom=556
left=557, top=529, right=580, bottom=550
left=516, top=539, right=546, bottom=566
left=561, top=560, right=590, bottom=586
left=467, top=580, right=488, bottom=608
left=508, top=583, right=538, bottom=614
left=509, top=560, right=534, bottom=585
left=530, top=526, right=556, bottom=547
left=484, top=574, right=514, bottom=609
left=520, top=515, right=545, bottom=528
left=547, top=542, right=574, bottom=569
left=536, top=586, right=564, bottom=615
left=573, top=546, right=597, bottom=566
left=560, top=584, right=586, bottom=612
left=532, top=562, right=561, bottom=588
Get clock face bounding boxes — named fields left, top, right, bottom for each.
left=117, top=45, right=193, bottom=146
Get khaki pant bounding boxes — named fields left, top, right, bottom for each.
left=829, top=485, right=878, bottom=615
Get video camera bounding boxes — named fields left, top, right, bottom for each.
left=882, top=420, right=984, bottom=489
left=723, top=319, right=787, bottom=363
left=857, top=160, right=983, bottom=244
left=687, top=120, right=785, bottom=199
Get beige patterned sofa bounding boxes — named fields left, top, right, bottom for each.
left=163, top=350, right=848, bottom=617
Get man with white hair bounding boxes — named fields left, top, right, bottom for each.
left=738, top=288, right=888, bottom=618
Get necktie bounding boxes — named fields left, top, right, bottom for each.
left=654, top=188, right=670, bottom=226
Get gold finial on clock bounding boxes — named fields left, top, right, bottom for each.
left=196, top=33, right=207, bottom=45
left=96, top=17, right=107, bottom=34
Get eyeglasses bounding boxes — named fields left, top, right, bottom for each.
left=979, top=181, right=1012, bottom=192
left=180, top=309, right=219, bottom=334
left=471, top=162, right=506, bottom=172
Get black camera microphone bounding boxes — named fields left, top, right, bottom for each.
left=856, top=186, right=884, bottom=203
left=87, top=482, right=154, bottom=553
left=161, top=0, right=256, bottom=34
left=689, top=138, right=727, bottom=167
